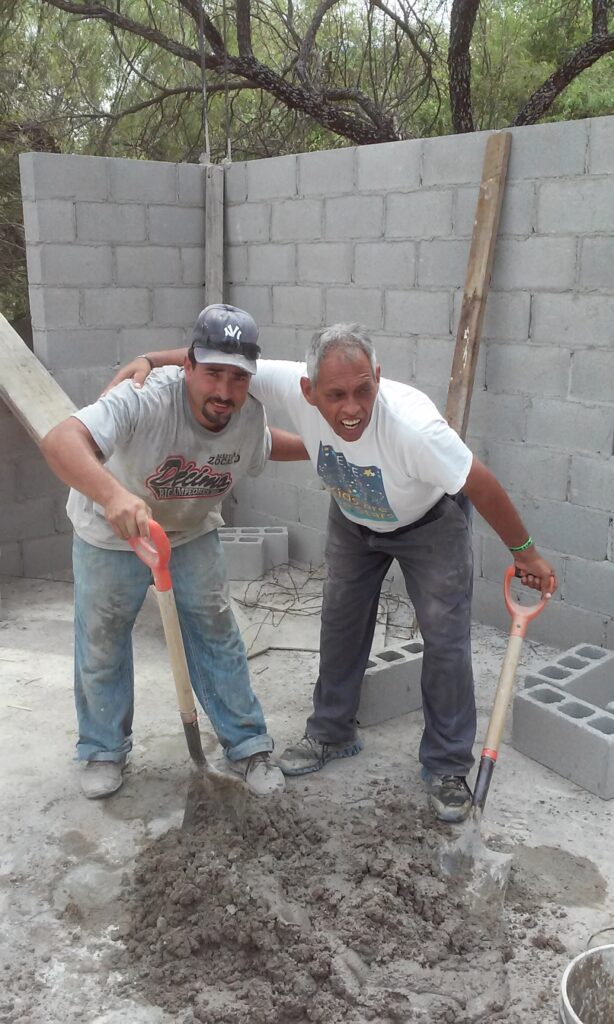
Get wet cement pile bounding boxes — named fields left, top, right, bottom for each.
left=116, top=781, right=519, bottom=1024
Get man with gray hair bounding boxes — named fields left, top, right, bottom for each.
left=107, top=323, right=557, bottom=823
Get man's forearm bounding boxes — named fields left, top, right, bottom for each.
left=269, top=428, right=310, bottom=461
left=145, top=348, right=186, bottom=368
left=462, top=458, right=530, bottom=549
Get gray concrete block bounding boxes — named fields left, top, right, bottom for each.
left=297, top=243, right=352, bottom=284
left=34, top=244, right=113, bottom=287
left=422, top=130, right=487, bottom=185
left=508, top=121, right=588, bottom=179
left=22, top=200, right=76, bottom=243
left=257, top=324, right=300, bottom=362
left=246, top=476, right=301, bottom=522
left=83, top=288, right=150, bottom=328
left=220, top=532, right=265, bottom=581
left=569, top=455, right=614, bottom=513
left=297, top=487, right=330, bottom=532
left=579, top=237, right=614, bottom=290
left=152, top=287, right=205, bottom=326
left=0, top=542, right=23, bottom=577
left=354, top=242, right=416, bottom=288
left=0, top=498, right=57, bottom=543
left=177, top=163, right=206, bottom=205
left=272, top=199, right=321, bottom=242
left=16, top=455, right=68, bottom=501
left=386, top=190, right=453, bottom=239
left=563, top=560, right=614, bottom=617
left=570, top=349, right=614, bottom=403
left=526, top=398, right=613, bottom=456
left=298, top=148, right=355, bottom=196
left=471, top=578, right=607, bottom=649
left=77, top=202, right=146, bottom=243
left=485, top=344, right=570, bottom=399
left=374, top=335, right=415, bottom=383
left=225, top=203, right=272, bottom=244
left=589, top=116, right=614, bottom=174
left=512, top=682, right=614, bottom=799
left=116, top=246, right=181, bottom=286
left=247, top=155, right=296, bottom=200
left=225, top=246, right=247, bottom=285
left=227, top=286, right=272, bottom=325
left=20, top=152, right=108, bottom=201
left=108, top=158, right=178, bottom=203
left=515, top=494, right=610, bottom=561
left=538, top=178, right=614, bottom=234
left=22, top=532, right=73, bottom=579
left=479, top=535, right=565, bottom=596
left=418, top=239, right=471, bottom=287
left=219, top=526, right=289, bottom=570
left=273, top=285, right=322, bottom=326
left=119, top=326, right=186, bottom=361
left=464, top=391, right=526, bottom=444
left=416, top=336, right=472, bottom=389
left=325, top=287, right=383, bottom=328
left=325, top=195, right=384, bottom=240
left=29, top=287, right=80, bottom=331
left=385, top=290, right=450, bottom=336
left=455, top=183, right=535, bottom=237
left=356, top=139, right=421, bottom=192
left=483, top=440, right=570, bottom=501
left=0, top=407, right=39, bottom=457
left=453, top=290, right=531, bottom=342
left=225, top=162, right=247, bottom=204
left=531, top=293, right=614, bottom=348
left=248, top=244, right=296, bottom=283
left=287, top=521, right=327, bottom=568
left=357, top=639, right=424, bottom=727
left=0, top=462, right=17, bottom=503
left=35, top=328, right=120, bottom=372
left=492, top=237, right=576, bottom=290
left=148, top=205, right=206, bottom=245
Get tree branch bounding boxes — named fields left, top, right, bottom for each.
left=515, top=30, right=614, bottom=125
left=448, top=0, right=480, bottom=133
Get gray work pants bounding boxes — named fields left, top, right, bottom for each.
left=307, top=495, right=476, bottom=776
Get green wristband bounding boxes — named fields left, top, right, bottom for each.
left=509, top=537, right=533, bottom=553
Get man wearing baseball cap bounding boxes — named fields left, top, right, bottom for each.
left=40, top=304, right=306, bottom=800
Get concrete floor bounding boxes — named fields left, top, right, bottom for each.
left=0, top=571, right=613, bottom=1023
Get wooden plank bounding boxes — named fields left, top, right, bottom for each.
left=0, top=312, right=76, bottom=445
left=444, top=132, right=512, bottom=440
left=204, top=164, right=225, bottom=306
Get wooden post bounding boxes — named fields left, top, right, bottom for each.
left=445, top=132, right=512, bottom=440
left=204, top=164, right=225, bottom=306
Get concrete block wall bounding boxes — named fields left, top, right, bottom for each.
left=2, top=154, right=207, bottom=577
left=224, top=117, right=614, bottom=649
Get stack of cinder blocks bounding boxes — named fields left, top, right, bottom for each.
left=357, top=640, right=424, bottom=727
left=219, top=526, right=288, bottom=581
left=512, top=644, right=614, bottom=799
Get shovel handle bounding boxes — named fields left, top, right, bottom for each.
left=128, top=519, right=172, bottom=592
left=504, top=564, right=549, bottom=638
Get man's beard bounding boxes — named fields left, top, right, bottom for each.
left=201, top=397, right=234, bottom=427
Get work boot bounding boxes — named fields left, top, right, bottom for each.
left=81, top=760, right=125, bottom=799
left=228, top=752, right=285, bottom=796
left=421, top=768, right=472, bottom=823
left=277, top=734, right=363, bottom=776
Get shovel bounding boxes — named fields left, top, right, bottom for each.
left=129, top=520, right=246, bottom=828
left=438, top=565, right=548, bottom=897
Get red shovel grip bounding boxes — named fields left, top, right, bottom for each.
left=504, top=564, right=548, bottom=638
left=128, top=519, right=172, bottom=592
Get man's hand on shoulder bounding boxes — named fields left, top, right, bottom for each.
left=101, top=356, right=153, bottom=396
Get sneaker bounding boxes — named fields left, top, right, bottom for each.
left=228, top=752, right=285, bottom=796
left=277, top=734, right=363, bottom=776
left=81, top=760, right=125, bottom=799
left=422, top=768, right=472, bottom=823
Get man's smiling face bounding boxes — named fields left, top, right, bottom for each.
left=300, top=349, right=380, bottom=442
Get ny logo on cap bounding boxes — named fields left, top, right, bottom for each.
left=224, top=324, right=242, bottom=340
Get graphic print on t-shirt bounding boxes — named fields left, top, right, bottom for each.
left=317, top=443, right=398, bottom=522
left=146, top=454, right=234, bottom=500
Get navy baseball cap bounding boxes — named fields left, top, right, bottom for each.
left=191, top=303, right=260, bottom=375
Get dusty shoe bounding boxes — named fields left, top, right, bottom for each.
left=277, top=734, right=363, bottom=776
left=422, top=769, right=472, bottom=823
left=228, top=752, right=285, bottom=796
left=81, top=760, right=125, bottom=799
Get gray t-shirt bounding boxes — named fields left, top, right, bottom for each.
left=66, top=366, right=271, bottom=549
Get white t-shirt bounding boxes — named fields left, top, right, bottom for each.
left=67, top=366, right=271, bottom=549
left=250, top=360, right=472, bottom=532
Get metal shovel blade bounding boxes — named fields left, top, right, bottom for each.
left=437, top=806, right=512, bottom=902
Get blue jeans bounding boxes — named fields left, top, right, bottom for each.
left=73, top=530, right=272, bottom=764
left=308, top=496, right=475, bottom=776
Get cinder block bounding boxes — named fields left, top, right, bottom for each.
left=357, top=640, right=424, bottom=727
left=177, top=163, right=206, bottom=205
left=225, top=162, right=247, bottom=205
left=531, top=293, right=613, bottom=348
left=538, top=178, right=614, bottom=234
left=569, top=455, right=614, bottom=513
left=485, top=344, right=570, bottom=399
left=152, top=287, right=205, bottom=326
left=272, top=199, right=321, bottom=242
left=455, top=183, right=535, bottom=237
left=115, top=246, right=181, bottom=286
left=570, top=349, right=614, bottom=404
left=20, top=152, right=108, bottom=202
left=356, top=139, right=421, bottom=192
left=273, top=286, right=322, bottom=327
left=227, top=286, right=272, bottom=325
left=453, top=290, right=531, bottom=343
left=219, top=532, right=265, bottom=581
left=563, top=561, right=614, bottom=617
left=422, top=131, right=486, bottom=185
left=526, top=399, right=613, bottom=457
left=76, top=202, right=146, bottom=243
left=508, top=121, right=588, bottom=179
left=416, top=337, right=467, bottom=389
left=373, top=334, right=415, bottom=383
left=324, top=195, right=384, bottom=240
left=22, top=200, right=76, bottom=243
left=385, top=290, right=450, bottom=336
left=298, top=243, right=352, bottom=285
left=226, top=203, right=271, bottom=244
left=468, top=391, right=526, bottom=444
left=515, top=493, right=609, bottom=561
left=29, top=287, right=80, bottom=331
left=481, top=440, right=569, bottom=501
left=418, top=239, right=471, bottom=287
left=386, top=190, right=453, bottom=239
left=0, top=498, right=57, bottom=543
left=148, top=205, right=205, bottom=245
left=579, top=237, right=614, bottom=290
left=0, top=542, right=23, bottom=577
left=224, top=246, right=247, bottom=285
left=83, top=288, right=150, bottom=328
left=35, top=244, right=113, bottom=287
left=22, top=532, right=73, bottom=579
left=354, top=242, right=416, bottom=288
left=248, top=244, right=296, bottom=284
left=247, top=155, right=296, bottom=200
left=491, top=237, right=576, bottom=290
left=513, top=644, right=614, bottom=798
left=108, top=158, right=178, bottom=204
left=325, top=288, right=382, bottom=328
left=589, top=116, right=614, bottom=174
left=298, top=148, right=355, bottom=197
left=219, top=526, right=288, bottom=571
left=120, top=326, right=186, bottom=362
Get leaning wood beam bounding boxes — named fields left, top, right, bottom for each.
left=0, top=312, right=76, bottom=444
left=204, top=164, right=225, bottom=306
left=445, top=131, right=512, bottom=440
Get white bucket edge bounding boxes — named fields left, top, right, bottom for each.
left=559, top=943, right=614, bottom=1024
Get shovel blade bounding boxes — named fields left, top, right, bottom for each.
left=437, top=809, right=512, bottom=903
left=182, top=764, right=248, bottom=831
